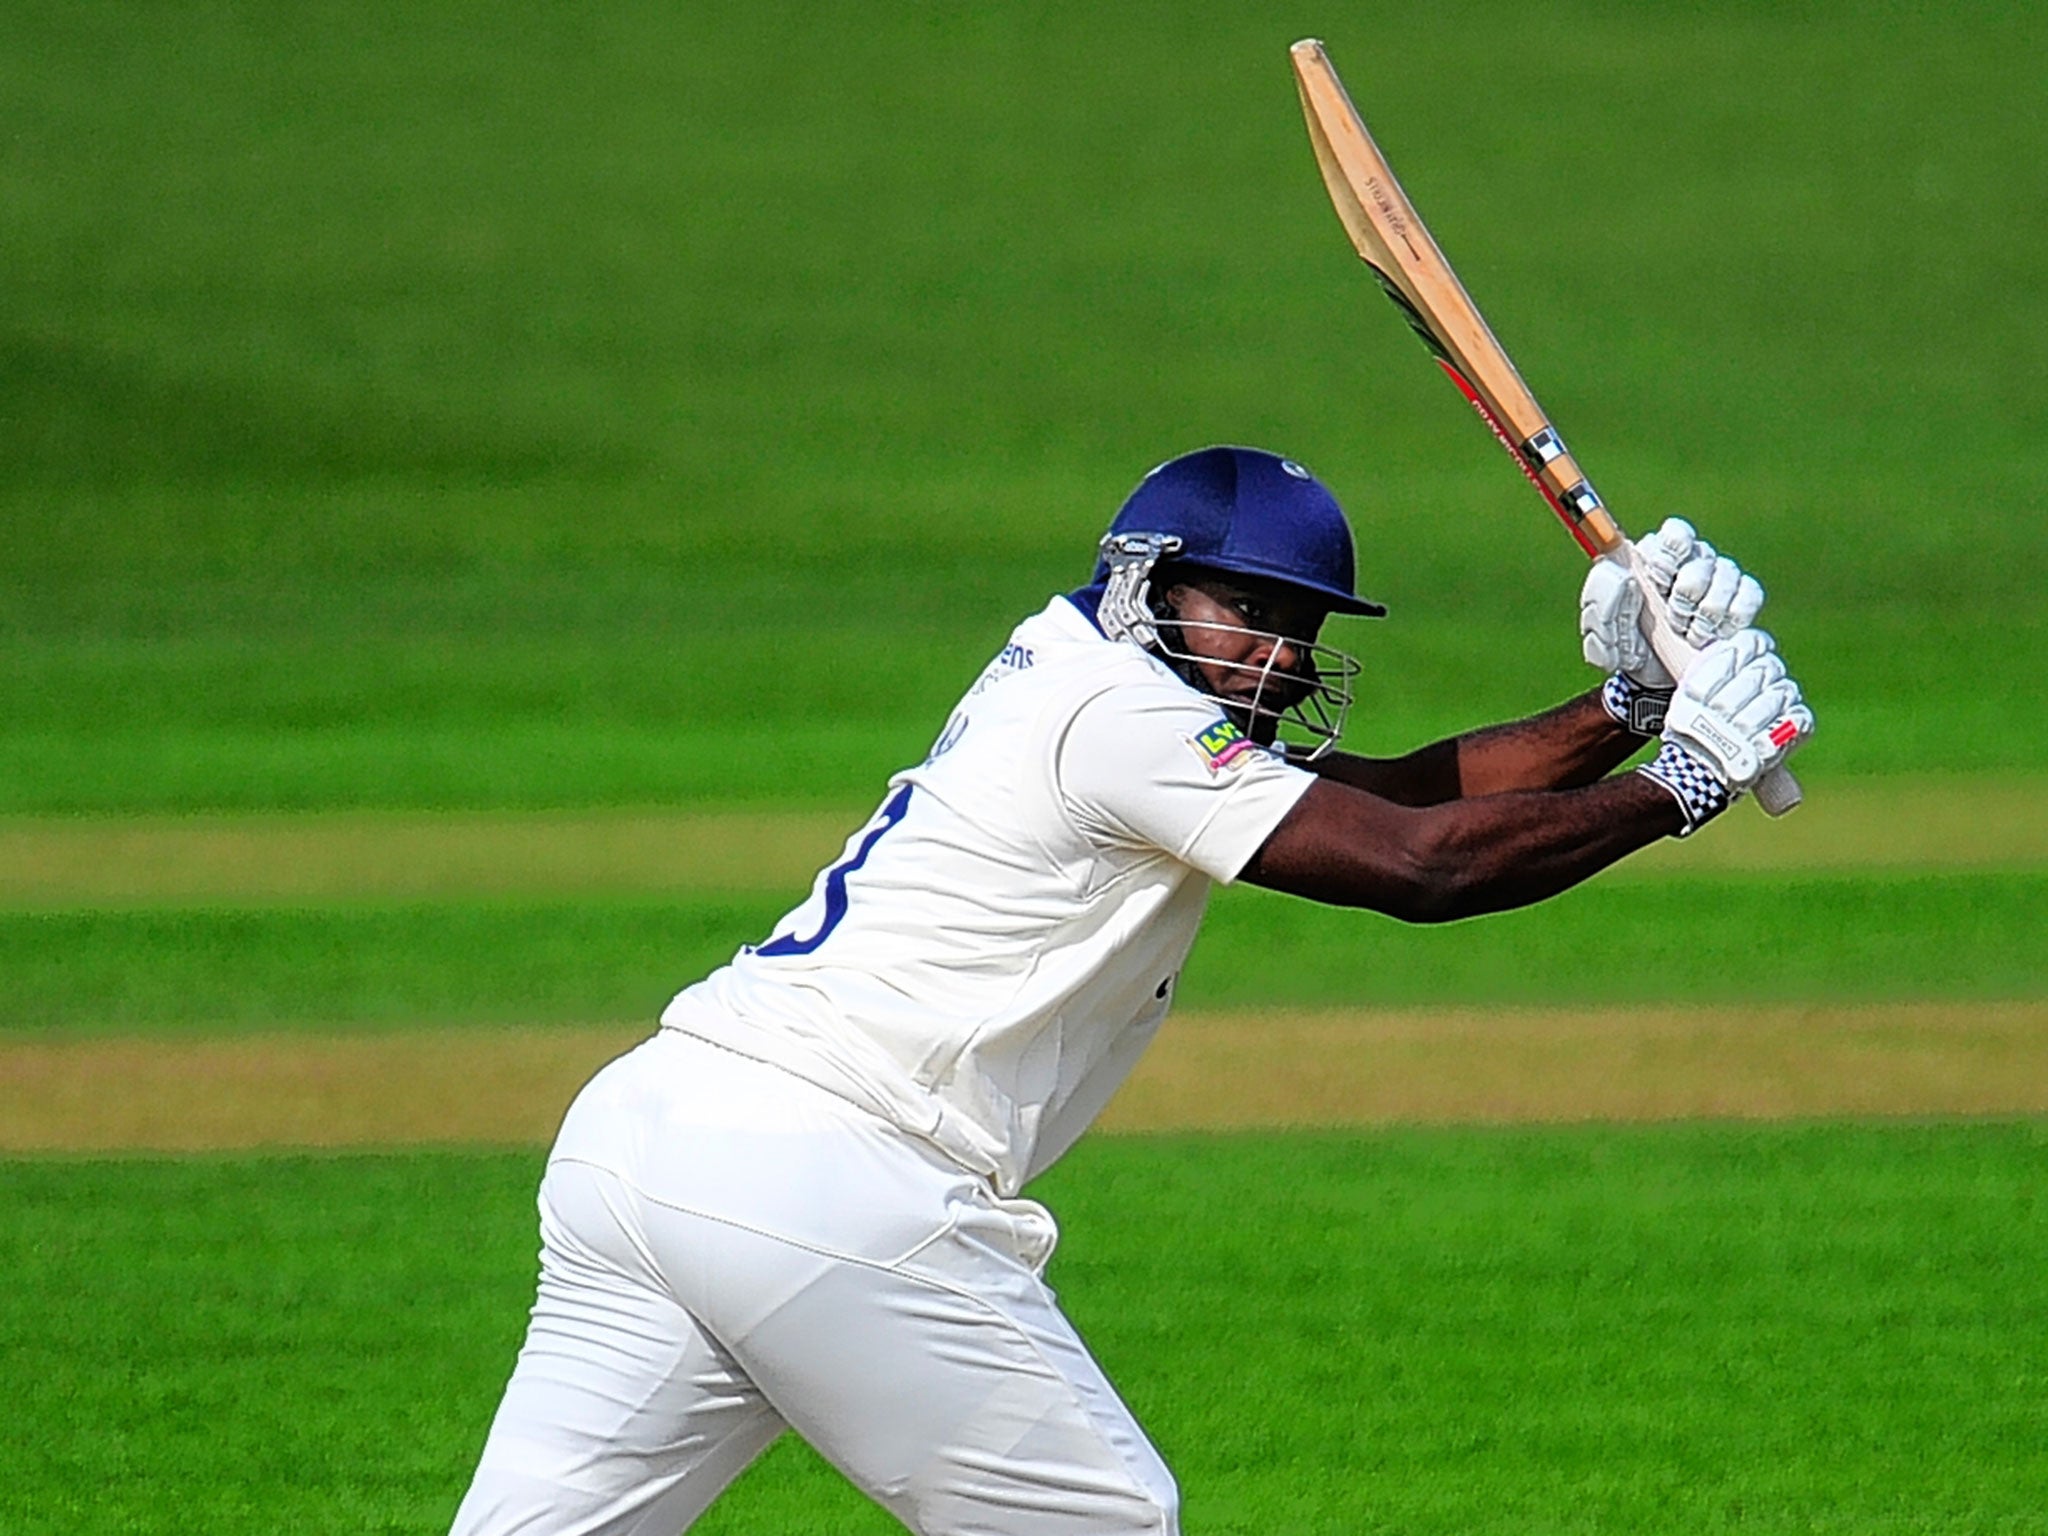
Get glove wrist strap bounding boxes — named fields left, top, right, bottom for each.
left=1601, top=673, right=1674, bottom=736
left=1636, top=740, right=1732, bottom=837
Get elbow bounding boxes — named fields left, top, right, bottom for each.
left=1375, top=849, right=1481, bottom=925
left=1386, top=879, right=1472, bottom=926
left=1376, top=820, right=1504, bottom=924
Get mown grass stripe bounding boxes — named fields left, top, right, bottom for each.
left=0, top=807, right=859, bottom=908
left=4, top=1002, right=2042, bottom=1153
left=3, top=869, right=2041, bottom=1033
left=1, top=774, right=2041, bottom=908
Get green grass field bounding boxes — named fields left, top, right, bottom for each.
left=5, top=1129, right=2044, bottom=1534
left=5, top=0, right=2045, bottom=1529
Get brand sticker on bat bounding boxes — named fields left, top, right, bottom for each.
left=1363, top=175, right=1422, bottom=260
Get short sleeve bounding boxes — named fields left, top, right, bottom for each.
left=1056, top=678, right=1316, bottom=883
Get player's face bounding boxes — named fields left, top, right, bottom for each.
left=1162, top=577, right=1330, bottom=739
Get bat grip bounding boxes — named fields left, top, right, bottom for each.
left=1621, top=545, right=1804, bottom=818
left=1753, top=761, right=1803, bottom=817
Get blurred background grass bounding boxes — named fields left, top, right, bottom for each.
left=4, top=0, right=2043, bottom=1028
left=5, top=0, right=2042, bottom=814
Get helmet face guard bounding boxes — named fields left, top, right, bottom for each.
left=1098, top=531, right=1360, bottom=760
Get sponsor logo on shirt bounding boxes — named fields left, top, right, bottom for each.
left=968, top=641, right=1037, bottom=698
left=1187, top=716, right=1255, bottom=775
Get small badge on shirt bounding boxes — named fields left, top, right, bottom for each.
left=1186, top=716, right=1256, bottom=775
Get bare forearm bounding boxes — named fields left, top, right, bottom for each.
left=1453, top=688, right=1648, bottom=795
left=1393, top=771, right=1682, bottom=918
left=1304, top=739, right=1459, bottom=806
left=1305, top=689, right=1647, bottom=805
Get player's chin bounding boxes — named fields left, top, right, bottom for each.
left=1220, top=696, right=1287, bottom=746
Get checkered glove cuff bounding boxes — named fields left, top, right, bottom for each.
left=1636, top=740, right=1732, bottom=837
left=1601, top=673, right=1674, bottom=736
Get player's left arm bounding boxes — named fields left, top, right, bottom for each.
left=1303, top=689, right=1643, bottom=805
left=1306, top=517, right=1768, bottom=806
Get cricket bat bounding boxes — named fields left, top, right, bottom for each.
left=1289, top=38, right=1801, bottom=815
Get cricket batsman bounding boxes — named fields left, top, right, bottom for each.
left=449, top=445, right=1812, bottom=1535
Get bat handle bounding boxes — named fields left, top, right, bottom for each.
left=1753, top=761, right=1804, bottom=817
left=1621, top=544, right=1804, bottom=818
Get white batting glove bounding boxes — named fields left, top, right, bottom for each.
left=1638, top=630, right=1814, bottom=834
left=1582, top=517, right=1766, bottom=692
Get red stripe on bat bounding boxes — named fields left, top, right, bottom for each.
left=1436, top=359, right=1602, bottom=559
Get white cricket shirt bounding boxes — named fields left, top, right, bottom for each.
left=661, top=595, right=1316, bottom=1194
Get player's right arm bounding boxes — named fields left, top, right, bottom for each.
left=1243, top=768, right=1676, bottom=921
left=1243, top=632, right=1811, bottom=923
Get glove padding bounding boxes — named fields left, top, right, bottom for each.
left=1581, top=517, right=1766, bottom=689
left=1660, top=630, right=1814, bottom=794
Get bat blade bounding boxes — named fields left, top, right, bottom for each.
left=1290, top=38, right=1802, bottom=816
left=1291, top=39, right=1615, bottom=559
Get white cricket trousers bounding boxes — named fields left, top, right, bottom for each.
left=448, top=1028, right=1179, bottom=1536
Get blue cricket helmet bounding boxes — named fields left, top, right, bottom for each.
left=1091, top=446, right=1387, bottom=617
